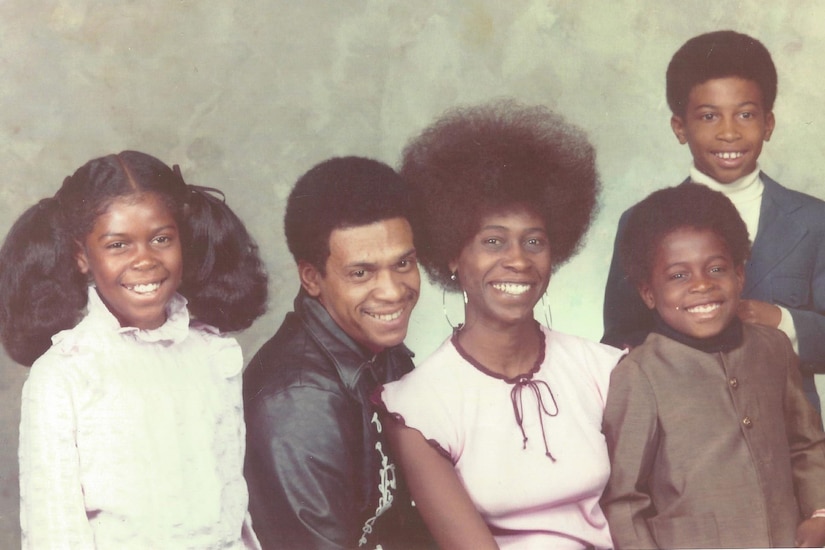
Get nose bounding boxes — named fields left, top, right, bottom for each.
left=373, top=269, right=407, bottom=302
left=503, top=243, right=530, bottom=270
left=689, top=272, right=716, bottom=293
left=717, top=116, right=740, bottom=141
left=131, top=244, right=159, bottom=271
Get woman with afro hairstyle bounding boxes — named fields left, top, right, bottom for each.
left=1, top=151, right=268, bottom=548
left=373, top=100, right=625, bottom=549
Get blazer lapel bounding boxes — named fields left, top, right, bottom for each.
left=743, top=175, right=807, bottom=294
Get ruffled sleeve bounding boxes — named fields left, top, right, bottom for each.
left=378, top=338, right=461, bottom=461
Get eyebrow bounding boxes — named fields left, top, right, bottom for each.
left=663, top=255, right=731, bottom=270
left=479, top=224, right=547, bottom=233
left=693, top=100, right=760, bottom=110
left=96, top=224, right=178, bottom=241
left=344, top=247, right=417, bottom=270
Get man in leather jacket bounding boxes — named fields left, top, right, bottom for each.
left=243, top=157, right=433, bottom=549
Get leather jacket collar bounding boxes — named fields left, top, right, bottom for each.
left=294, top=289, right=415, bottom=394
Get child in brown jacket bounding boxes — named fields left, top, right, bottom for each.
left=601, top=184, right=825, bottom=548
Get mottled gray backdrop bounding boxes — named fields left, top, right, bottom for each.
left=2, top=1, right=825, bottom=546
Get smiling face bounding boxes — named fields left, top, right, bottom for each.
left=640, top=226, right=744, bottom=339
left=300, top=217, right=420, bottom=353
left=76, top=192, right=183, bottom=330
left=671, top=77, right=775, bottom=183
left=451, top=206, right=552, bottom=329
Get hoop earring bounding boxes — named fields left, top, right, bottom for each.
left=540, top=294, right=553, bottom=329
left=443, top=272, right=465, bottom=330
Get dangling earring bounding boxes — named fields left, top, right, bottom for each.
left=453, top=272, right=468, bottom=305
left=443, top=272, right=465, bottom=330
left=540, top=294, right=553, bottom=329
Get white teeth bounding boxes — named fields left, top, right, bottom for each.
left=686, top=303, right=720, bottom=314
left=716, top=151, right=743, bottom=160
left=369, top=310, right=402, bottom=321
left=492, top=283, right=531, bottom=295
left=129, top=282, right=160, bottom=294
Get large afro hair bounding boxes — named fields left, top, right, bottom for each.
left=400, top=99, right=600, bottom=291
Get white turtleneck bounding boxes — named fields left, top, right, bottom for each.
left=688, top=165, right=797, bottom=351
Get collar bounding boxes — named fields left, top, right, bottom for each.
left=689, top=165, right=763, bottom=198
left=294, top=289, right=415, bottom=391
left=451, top=320, right=546, bottom=383
left=652, top=311, right=743, bottom=353
left=85, top=285, right=191, bottom=344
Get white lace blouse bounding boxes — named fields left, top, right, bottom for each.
left=19, top=287, right=259, bottom=549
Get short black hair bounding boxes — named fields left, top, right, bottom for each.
left=666, top=30, right=777, bottom=117
left=400, top=99, right=599, bottom=290
left=284, top=156, right=413, bottom=273
left=620, top=184, right=751, bottom=287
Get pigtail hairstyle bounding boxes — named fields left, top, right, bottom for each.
left=0, top=198, right=87, bottom=366
left=0, top=151, right=267, bottom=366
left=177, top=176, right=268, bottom=331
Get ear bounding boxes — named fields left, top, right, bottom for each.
left=763, top=111, right=776, bottom=142
left=735, top=263, right=746, bottom=292
left=298, top=260, right=323, bottom=298
left=448, top=259, right=459, bottom=277
left=670, top=115, right=688, bottom=145
left=638, top=282, right=657, bottom=310
left=75, top=244, right=90, bottom=275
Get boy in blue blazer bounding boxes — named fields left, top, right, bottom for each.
left=602, top=30, right=825, bottom=412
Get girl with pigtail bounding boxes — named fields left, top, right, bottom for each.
left=0, top=151, right=268, bottom=548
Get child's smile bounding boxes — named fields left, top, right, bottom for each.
left=682, top=301, right=721, bottom=315
left=670, top=77, right=775, bottom=184
left=640, top=227, right=744, bottom=340
left=125, top=281, right=163, bottom=294
left=75, top=192, right=183, bottom=330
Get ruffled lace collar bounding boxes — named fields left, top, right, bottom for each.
left=86, top=286, right=191, bottom=344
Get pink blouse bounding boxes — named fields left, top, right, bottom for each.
left=380, top=326, right=624, bottom=550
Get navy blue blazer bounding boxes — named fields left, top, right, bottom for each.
left=602, top=174, right=825, bottom=407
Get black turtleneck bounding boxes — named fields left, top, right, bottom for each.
left=652, top=312, right=744, bottom=353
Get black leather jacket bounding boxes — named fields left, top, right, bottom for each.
left=243, top=290, right=433, bottom=549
